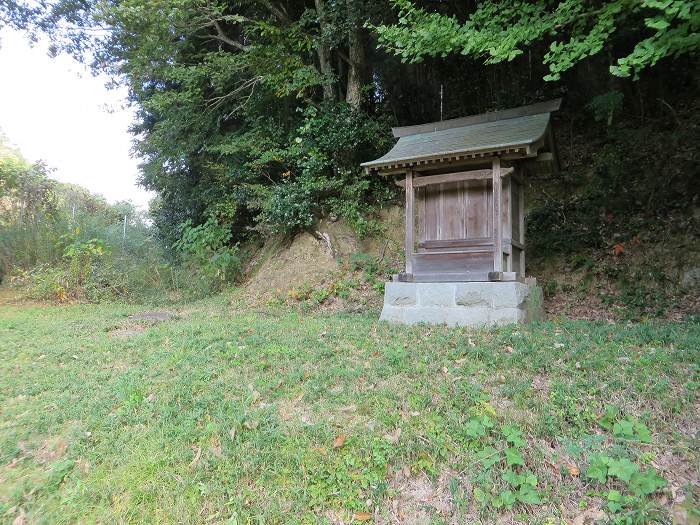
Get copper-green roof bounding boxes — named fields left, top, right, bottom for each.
left=362, top=99, right=560, bottom=172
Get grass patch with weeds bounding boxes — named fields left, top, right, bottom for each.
left=0, top=295, right=698, bottom=524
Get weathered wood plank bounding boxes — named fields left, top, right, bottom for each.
left=486, top=180, right=494, bottom=240
left=439, top=181, right=466, bottom=239
left=418, top=237, right=493, bottom=249
left=412, top=251, right=493, bottom=274
left=488, top=271, right=520, bottom=282
left=395, top=167, right=514, bottom=188
left=417, top=186, right=425, bottom=243
left=492, top=158, right=503, bottom=273
left=468, top=179, right=492, bottom=238
left=412, top=271, right=492, bottom=282
left=511, top=178, right=520, bottom=241
left=424, top=184, right=440, bottom=241
left=503, top=175, right=512, bottom=272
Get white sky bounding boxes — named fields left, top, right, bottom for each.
left=0, top=27, right=154, bottom=208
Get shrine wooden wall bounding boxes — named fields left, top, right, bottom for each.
left=412, top=168, right=525, bottom=279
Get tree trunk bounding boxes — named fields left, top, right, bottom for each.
left=314, top=0, right=336, bottom=103
left=344, top=0, right=365, bottom=109
left=345, top=23, right=365, bottom=109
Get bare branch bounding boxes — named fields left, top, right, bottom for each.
left=205, top=75, right=264, bottom=112
left=209, top=19, right=249, bottom=51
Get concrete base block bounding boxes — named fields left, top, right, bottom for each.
left=380, top=279, right=544, bottom=327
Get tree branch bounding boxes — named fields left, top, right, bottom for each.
left=212, top=19, right=248, bottom=51
left=259, top=0, right=290, bottom=24
left=208, top=19, right=249, bottom=51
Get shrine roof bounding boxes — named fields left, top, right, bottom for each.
left=361, top=99, right=561, bottom=173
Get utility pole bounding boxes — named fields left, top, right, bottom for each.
left=440, top=83, right=444, bottom=121
left=122, top=214, right=127, bottom=253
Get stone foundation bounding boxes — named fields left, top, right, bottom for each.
left=380, top=279, right=544, bottom=327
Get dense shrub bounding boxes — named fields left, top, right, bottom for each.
left=251, top=105, right=395, bottom=236
left=174, top=218, right=242, bottom=292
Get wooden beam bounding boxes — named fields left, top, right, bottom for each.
left=492, top=157, right=503, bottom=273
left=412, top=271, right=492, bottom=282
left=488, top=271, right=520, bottom=282
left=518, top=171, right=526, bottom=275
left=395, top=167, right=514, bottom=188
left=504, top=175, right=512, bottom=272
left=418, top=237, right=493, bottom=250
left=405, top=170, right=414, bottom=275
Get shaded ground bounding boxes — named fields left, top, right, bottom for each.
left=0, top=294, right=698, bottom=524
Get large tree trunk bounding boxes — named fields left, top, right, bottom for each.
left=314, top=0, right=336, bottom=103
left=344, top=0, right=365, bottom=109
left=345, top=23, right=365, bottom=109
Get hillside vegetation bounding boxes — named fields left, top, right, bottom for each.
left=0, top=137, right=240, bottom=302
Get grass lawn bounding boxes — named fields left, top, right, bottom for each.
left=0, top=295, right=698, bottom=524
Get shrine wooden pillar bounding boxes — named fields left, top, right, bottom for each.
left=518, top=169, right=526, bottom=275
left=492, top=157, right=502, bottom=273
left=404, top=170, right=414, bottom=275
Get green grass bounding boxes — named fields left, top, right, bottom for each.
left=0, top=294, right=698, bottom=524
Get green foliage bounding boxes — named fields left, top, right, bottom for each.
left=256, top=182, right=316, bottom=234
left=348, top=252, right=379, bottom=274
left=612, top=418, right=652, bottom=443
left=463, top=416, right=546, bottom=512
left=375, top=0, right=700, bottom=81
left=587, top=90, right=625, bottom=124
left=2, top=0, right=398, bottom=244
left=527, top=116, right=697, bottom=318
left=586, top=453, right=612, bottom=483
left=254, top=105, right=394, bottom=235
left=174, top=218, right=242, bottom=291
left=607, top=457, right=640, bottom=483
left=504, top=447, right=525, bottom=467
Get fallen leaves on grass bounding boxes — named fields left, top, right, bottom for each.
left=249, top=386, right=261, bottom=405
left=243, top=419, right=259, bottom=430
left=35, top=436, right=69, bottom=463
left=208, top=436, right=223, bottom=458
left=671, top=498, right=700, bottom=525
left=572, top=508, right=606, bottom=525
left=354, top=511, right=372, bottom=521
left=383, top=427, right=401, bottom=444
left=189, top=446, right=202, bottom=470
left=332, top=434, right=346, bottom=449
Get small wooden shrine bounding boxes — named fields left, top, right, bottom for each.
left=362, top=99, right=561, bottom=283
